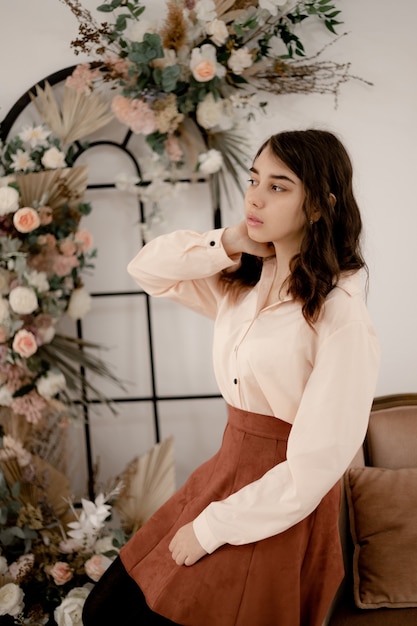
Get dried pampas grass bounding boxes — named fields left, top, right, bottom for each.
left=30, top=81, right=113, bottom=145
left=114, top=436, right=176, bottom=535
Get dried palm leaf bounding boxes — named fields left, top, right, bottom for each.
left=30, top=81, right=113, bottom=145
left=16, top=165, right=88, bottom=210
left=114, top=436, right=176, bottom=535
left=1, top=455, right=75, bottom=526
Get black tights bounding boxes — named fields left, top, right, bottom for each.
left=82, top=556, right=181, bottom=625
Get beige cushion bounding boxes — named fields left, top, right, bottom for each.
left=345, top=466, right=417, bottom=609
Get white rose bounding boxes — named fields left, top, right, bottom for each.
left=36, top=369, right=66, bottom=399
left=0, top=186, right=19, bottom=216
left=125, top=19, right=156, bottom=42
left=67, top=287, right=92, bottom=320
left=195, top=0, right=217, bottom=22
left=41, top=147, right=66, bottom=169
left=206, top=19, right=228, bottom=46
left=196, top=93, right=233, bottom=131
left=227, top=47, right=253, bottom=74
left=198, top=149, right=224, bottom=174
left=0, top=385, right=13, bottom=407
left=9, top=286, right=38, bottom=315
left=54, top=586, right=91, bottom=626
left=0, top=298, right=10, bottom=323
left=0, top=582, right=25, bottom=617
left=259, top=0, right=288, bottom=16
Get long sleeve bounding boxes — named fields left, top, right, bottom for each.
left=193, top=317, right=380, bottom=553
left=127, top=228, right=240, bottom=319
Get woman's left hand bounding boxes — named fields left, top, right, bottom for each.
left=169, top=522, right=208, bottom=566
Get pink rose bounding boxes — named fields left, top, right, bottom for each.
left=51, top=254, right=79, bottom=278
left=84, top=554, right=113, bottom=582
left=193, top=59, right=216, bottom=81
left=60, top=239, right=77, bottom=257
left=13, top=207, right=41, bottom=233
left=75, top=228, right=94, bottom=252
left=12, top=329, right=37, bottom=358
left=49, top=561, right=74, bottom=585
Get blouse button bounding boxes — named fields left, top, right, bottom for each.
left=209, top=240, right=215, bottom=247
left=233, top=378, right=238, bottom=384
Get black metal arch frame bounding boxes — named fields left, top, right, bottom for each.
left=1, top=66, right=222, bottom=498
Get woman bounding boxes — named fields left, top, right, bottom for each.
left=83, top=129, right=380, bottom=626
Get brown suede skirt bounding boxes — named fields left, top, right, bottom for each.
left=120, top=405, right=344, bottom=626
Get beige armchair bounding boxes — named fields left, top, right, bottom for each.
left=327, top=393, right=417, bottom=625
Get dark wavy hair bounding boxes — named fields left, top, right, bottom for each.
left=221, top=129, right=367, bottom=324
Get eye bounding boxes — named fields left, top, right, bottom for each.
left=271, top=184, right=284, bottom=192
left=247, top=178, right=257, bottom=186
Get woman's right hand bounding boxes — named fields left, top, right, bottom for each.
left=221, top=221, right=274, bottom=258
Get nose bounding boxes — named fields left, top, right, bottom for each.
left=247, top=187, right=265, bottom=209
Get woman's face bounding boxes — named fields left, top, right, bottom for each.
left=244, top=146, right=307, bottom=254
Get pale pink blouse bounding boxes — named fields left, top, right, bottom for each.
left=127, top=228, right=380, bottom=554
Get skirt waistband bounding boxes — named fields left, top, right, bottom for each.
left=227, top=404, right=292, bottom=441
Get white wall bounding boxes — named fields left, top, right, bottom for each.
left=2, top=0, right=416, bottom=495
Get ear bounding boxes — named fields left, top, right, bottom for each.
left=329, top=193, right=336, bottom=208
left=310, top=208, right=321, bottom=224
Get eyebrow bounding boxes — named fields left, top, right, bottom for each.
left=249, top=166, right=296, bottom=185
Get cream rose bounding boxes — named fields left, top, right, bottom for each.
left=84, top=554, right=113, bottom=582
left=67, top=287, right=92, bottom=320
left=9, top=285, right=38, bottom=315
left=36, top=370, right=66, bottom=399
left=54, top=586, right=91, bottom=626
left=196, top=93, right=233, bottom=131
left=0, top=582, right=25, bottom=617
left=206, top=19, right=228, bottom=46
left=12, top=329, right=38, bottom=358
left=259, top=0, right=288, bottom=15
left=13, top=207, right=41, bottom=233
left=0, top=186, right=19, bottom=216
left=41, top=147, right=66, bottom=169
left=49, top=561, right=74, bottom=586
left=190, top=44, right=225, bottom=82
left=227, top=47, right=253, bottom=74
left=198, top=149, right=224, bottom=174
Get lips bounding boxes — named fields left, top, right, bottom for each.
left=247, top=214, right=263, bottom=226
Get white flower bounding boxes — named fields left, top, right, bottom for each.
left=206, top=19, right=229, bottom=46
left=36, top=369, right=67, bottom=399
left=38, top=324, right=56, bottom=345
left=115, top=172, right=140, bottom=194
left=41, top=147, right=66, bottom=169
left=19, top=124, right=51, bottom=148
left=0, top=435, right=31, bottom=466
left=0, top=582, right=25, bottom=617
left=26, top=269, right=49, bottom=293
left=0, top=186, right=19, bottom=215
left=0, top=385, right=13, bottom=407
left=228, top=47, right=253, bottom=74
left=9, top=286, right=38, bottom=315
left=10, top=149, right=35, bottom=172
left=196, top=93, right=234, bottom=131
left=54, top=586, right=91, bottom=626
left=0, top=556, right=8, bottom=575
left=125, top=19, right=156, bottom=42
left=195, top=0, right=217, bottom=22
left=0, top=297, right=10, bottom=323
left=67, top=287, right=92, bottom=320
left=95, top=535, right=119, bottom=555
left=198, top=149, right=224, bottom=174
left=67, top=494, right=112, bottom=550
left=259, top=0, right=288, bottom=16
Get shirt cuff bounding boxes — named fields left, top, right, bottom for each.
left=193, top=509, right=225, bottom=554
left=203, top=229, right=242, bottom=265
